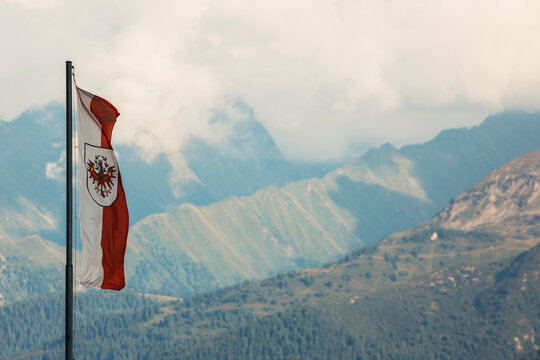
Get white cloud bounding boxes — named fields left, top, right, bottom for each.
left=1, top=0, right=540, bottom=161
left=45, top=149, right=65, bottom=180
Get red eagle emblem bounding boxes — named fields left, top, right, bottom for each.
left=87, top=155, right=116, bottom=199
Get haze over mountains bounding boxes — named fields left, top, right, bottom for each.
left=4, top=147, right=540, bottom=359
left=0, top=101, right=335, bottom=302
left=0, top=100, right=336, bottom=243
left=0, top=101, right=539, bottom=358
left=162, top=149, right=539, bottom=359
left=1, top=106, right=540, bottom=304
left=126, top=112, right=540, bottom=297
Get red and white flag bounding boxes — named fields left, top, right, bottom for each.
left=76, top=87, right=129, bottom=290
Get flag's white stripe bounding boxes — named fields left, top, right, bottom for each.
left=77, top=88, right=104, bottom=288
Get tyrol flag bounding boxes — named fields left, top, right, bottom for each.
left=76, top=87, right=129, bottom=290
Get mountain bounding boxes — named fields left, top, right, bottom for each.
left=0, top=100, right=337, bottom=245
left=0, top=105, right=67, bottom=304
left=1, top=109, right=539, bottom=305
left=0, top=233, right=64, bottom=305
left=0, top=104, right=66, bottom=243
left=9, top=149, right=540, bottom=359
left=0, top=101, right=335, bottom=303
left=435, top=149, right=540, bottom=238
left=126, top=113, right=540, bottom=297
left=120, top=100, right=338, bottom=223
left=159, top=245, right=540, bottom=359
left=181, top=100, right=338, bottom=204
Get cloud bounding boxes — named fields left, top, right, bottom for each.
left=45, top=149, right=65, bottom=180
left=1, top=0, right=540, bottom=161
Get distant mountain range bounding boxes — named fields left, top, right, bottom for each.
left=0, top=101, right=335, bottom=303
left=5, top=148, right=540, bottom=359
left=119, top=100, right=338, bottom=224
left=1, top=108, right=540, bottom=303
left=126, top=112, right=540, bottom=297
left=0, top=100, right=336, bottom=244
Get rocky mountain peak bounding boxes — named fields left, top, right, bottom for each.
left=436, top=150, right=540, bottom=235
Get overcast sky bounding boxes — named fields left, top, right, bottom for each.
left=1, top=0, right=540, bottom=161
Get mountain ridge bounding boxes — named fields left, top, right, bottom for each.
left=0, top=100, right=338, bottom=244
left=1, top=108, right=539, bottom=303
left=0, top=99, right=338, bottom=302
left=129, top=149, right=540, bottom=359
left=9, top=147, right=540, bottom=359
left=125, top=114, right=540, bottom=297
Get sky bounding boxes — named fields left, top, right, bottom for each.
left=1, top=0, right=540, bottom=162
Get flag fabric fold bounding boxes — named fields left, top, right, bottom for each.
left=76, top=87, right=129, bottom=290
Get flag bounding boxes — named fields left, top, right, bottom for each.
left=76, top=87, right=129, bottom=290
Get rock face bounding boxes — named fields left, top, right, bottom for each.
left=436, top=150, right=540, bottom=238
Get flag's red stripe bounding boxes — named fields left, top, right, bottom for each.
left=101, top=180, right=129, bottom=290
left=89, top=95, right=120, bottom=146
left=90, top=95, right=129, bottom=290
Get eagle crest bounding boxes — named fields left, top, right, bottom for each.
left=87, top=154, right=116, bottom=199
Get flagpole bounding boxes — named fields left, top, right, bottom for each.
left=65, top=60, right=74, bottom=360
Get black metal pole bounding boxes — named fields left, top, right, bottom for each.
left=65, top=60, right=74, bottom=360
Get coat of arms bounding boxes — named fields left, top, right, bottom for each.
left=84, top=143, right=119, bottom=207
left=88, top=154, right=116, bottom=198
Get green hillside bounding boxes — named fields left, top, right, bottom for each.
left=0, top=233, right=64, bottom=304
left=0, top=290, right=166, bottom=358
left=160, top=244, right=540, bottom=359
